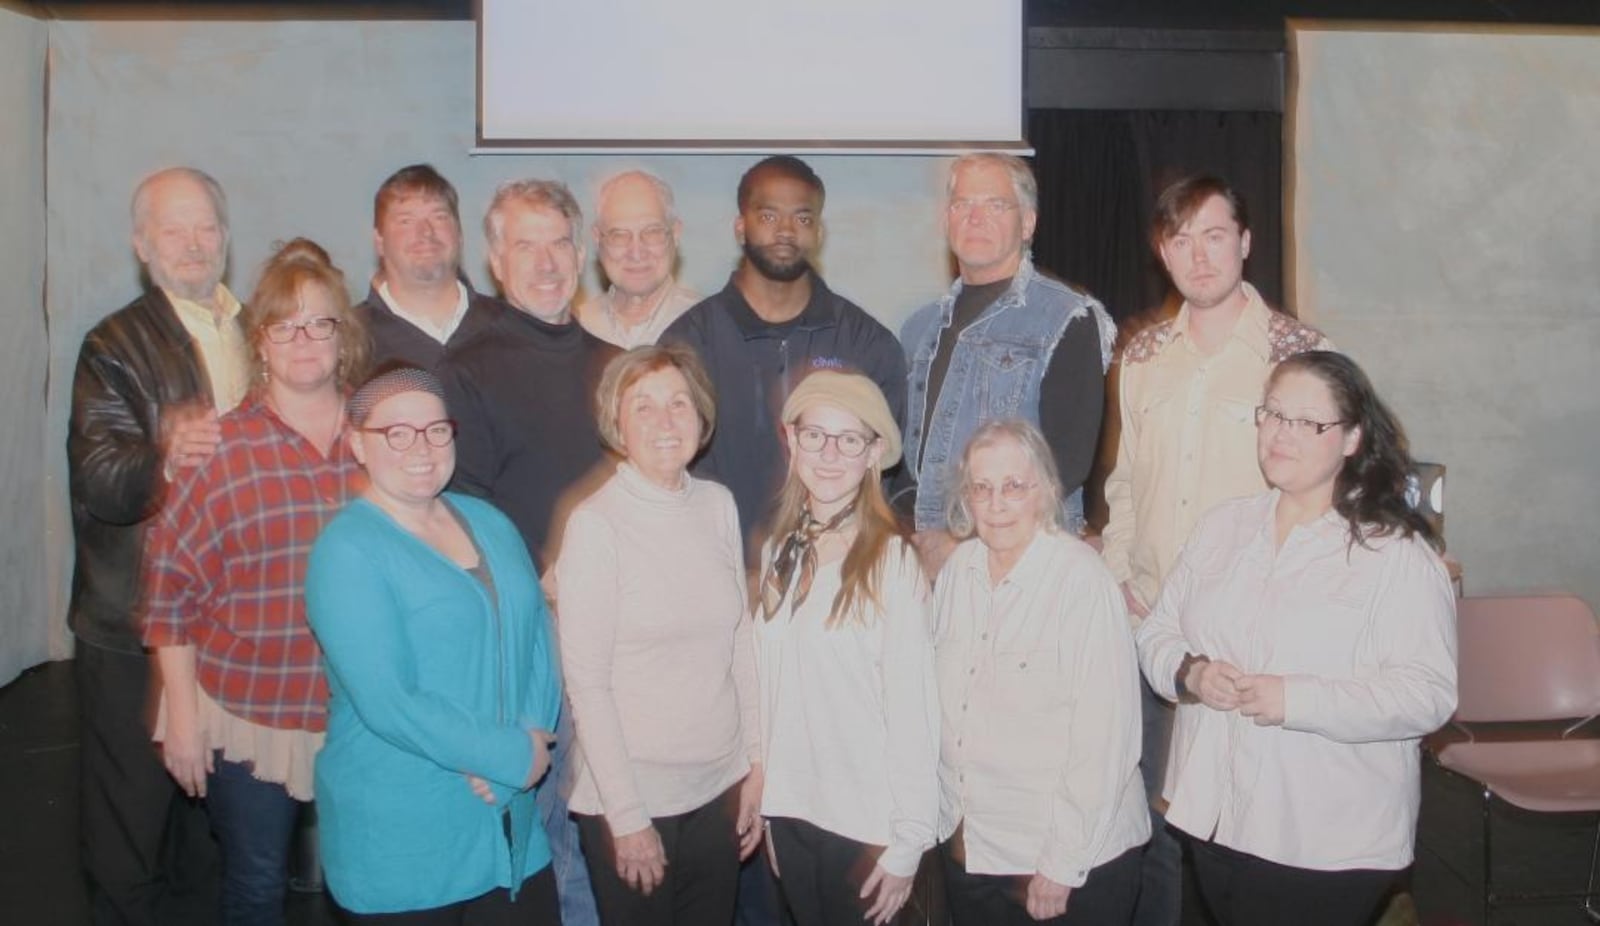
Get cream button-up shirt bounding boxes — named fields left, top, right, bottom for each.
left=1136, top=492, right=1457, bottom=871
left=1101, top=284, right=1332, bottom=612
left=167, top=285, right=248, bottom=412
left=934, top=531, right=1150, bottom=887
left=575, top=281, right=700, bottom=349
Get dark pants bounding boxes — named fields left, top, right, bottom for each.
left=941, top=839, right=1143, bottom=926
left=75, top=642, right=219, bottom=925
left=576, top=786, right=740, bottom=926
left=207, top=755, right=302, bottom=926
left=1188, top=838, right=1398, bottom=926
left=343, top=867, right=562, bottom=925
left=767, top=817, right=881, bottom=926
left=1133, top=681, right=1181, bottom=926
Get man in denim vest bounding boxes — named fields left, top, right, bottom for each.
left=900, top=154, right=1115, bottom=577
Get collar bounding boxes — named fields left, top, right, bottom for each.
left=1170, top=282, right=1274, bottom=362
left=719, top=269, right=839, bottom=340
left=962, top=526, right=1054, bottom=591
left=499, top=302, right=585, bottom=345
left=165, top=285, right=242, bottom=329
left=615, top=460, right=694, bottom=508
left=935, top=252, right=1038, bottom=328
left=599, top=279, right=679, bottom=333
left=377, top=280, right=470, bottom=342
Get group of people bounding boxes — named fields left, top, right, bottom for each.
left=66, top=151, right=1457, bottom=926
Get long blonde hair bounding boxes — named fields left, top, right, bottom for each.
left=767, top=454, right=909, bottom=629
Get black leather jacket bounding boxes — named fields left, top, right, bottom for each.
left=67, top=289, right=212, bottom=652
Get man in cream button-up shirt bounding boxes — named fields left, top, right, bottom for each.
left=1099, top=176, right=1331, bottom=926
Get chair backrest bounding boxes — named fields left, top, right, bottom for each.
left=1453, top=594, right=1600, bottom=723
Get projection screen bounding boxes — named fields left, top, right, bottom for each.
left=478, top=0, right=1025, bottom=151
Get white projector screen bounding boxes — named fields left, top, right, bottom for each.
left=478, top=0, right=1024, bottom=151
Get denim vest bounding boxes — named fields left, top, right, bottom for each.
left=901, top=256, right=1114, bottom=533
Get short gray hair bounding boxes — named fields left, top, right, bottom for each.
left=131, top=167, right=229, bottom=235
left=484, top=178, right=584, bottom=250
left=947, top=153, right=1038, bottom=215
left=944, top=418, right=1064, bottom=540
left=595, top=170, right=678, bottom=227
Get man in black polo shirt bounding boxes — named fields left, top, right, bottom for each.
left=664, top=156, right=906, bottom=566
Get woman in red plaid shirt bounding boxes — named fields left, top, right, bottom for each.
left=142, top=239, right=371, bottom=926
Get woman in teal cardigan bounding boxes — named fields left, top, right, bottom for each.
left=307, top=366, right=562, bottom=923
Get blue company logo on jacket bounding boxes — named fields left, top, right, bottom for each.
left=900, top=254, right=1114, bottom=533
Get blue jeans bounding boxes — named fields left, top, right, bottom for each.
left=206, top=755, right=301, bottom=926
left=1133, top=682, right=1181, bottom=926
left=537, top=704, right=599, bottom=926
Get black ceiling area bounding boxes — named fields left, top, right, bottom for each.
left=19, top=0, right=1600, bottom=25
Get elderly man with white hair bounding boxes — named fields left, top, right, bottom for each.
left=577, top=170, right=700, bottom=348
left=67, top=166, right=243, bottom=924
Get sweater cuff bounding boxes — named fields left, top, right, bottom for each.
left=604, top=804, right=652, bottom=839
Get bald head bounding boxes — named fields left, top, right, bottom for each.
left=593, top=171, right=681, bottom=299
left=131, top=168, right=230, bottom=302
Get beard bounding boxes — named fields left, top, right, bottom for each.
left=742, top=240, right=810, bottom=283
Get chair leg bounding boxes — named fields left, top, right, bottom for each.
left=1584, top=813, right=1600, bottom=923
left=1482, top=786, right=1495, bottom=926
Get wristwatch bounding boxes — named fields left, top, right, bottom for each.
left=1175, top=652, right=1209, bottom=703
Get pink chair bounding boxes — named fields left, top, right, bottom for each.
left=1433, top=594, right=1600, bottom=924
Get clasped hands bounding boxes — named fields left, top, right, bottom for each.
left=1183, top=658, right=1286, bottom=726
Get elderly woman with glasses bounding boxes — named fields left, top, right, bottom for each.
left=554, top=344, right=761, bottom=926
left=305, top=364, right=562, bottom=923
left=1135, top=351, right=1457, bottom=926
left=932, top=419, right=1149, bottom=926
left=142, top=239, right=370, bottom=925
left=754, top=370, right=939, bottom=926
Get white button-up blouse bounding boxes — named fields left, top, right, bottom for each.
left=934, top=530, right=1151, bottom=887
left=1136, top=491, right=1458, bottom=871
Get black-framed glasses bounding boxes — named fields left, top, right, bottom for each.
left=599, top=225, right=672, bottom=253
left=358, top=419, right=457, bottom=452
left=963, top=478, right=1038, bottom=504
left=794, top=425, right=875, bottom=459
left=263, top=317, right=341, bottom=344
left=1254, top=405, right=1347, bottom=435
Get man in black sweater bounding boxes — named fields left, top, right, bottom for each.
left=354, top=164, right=505, bottom=372
left=663, top=156, right=907, bottom=567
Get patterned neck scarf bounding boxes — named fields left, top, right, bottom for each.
left=761, top=499, right=858, bottom=621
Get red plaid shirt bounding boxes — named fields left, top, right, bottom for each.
left=142, top=396, right=365, bottom=732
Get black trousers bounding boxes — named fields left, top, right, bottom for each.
left=75, top=641, right=220, bottom=925
left=343, top=867, right=562, bottom=925
left=1188, top=837, right=1398, bottom=926
left=575, top=785, right=739, bottom=926
left=941, top=838, right=1143, bottom=926
left=767, top=817, right=883, bottom=926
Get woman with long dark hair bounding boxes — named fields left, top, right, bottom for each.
left=1136, top=350, right=1458, bottom=926
left=755, top=370, right=939, bottom=926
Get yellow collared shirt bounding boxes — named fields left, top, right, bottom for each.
left=167, top=285, right=249, bottom=412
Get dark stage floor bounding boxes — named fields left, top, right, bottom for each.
left=2, top=659, right=1595, bottom=925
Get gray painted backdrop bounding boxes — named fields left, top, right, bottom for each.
left=40, top=19, right=956, bottom=663
left=1292, top=26, right=1600, bottom=611
left=1, top=5, right=47, bottom=688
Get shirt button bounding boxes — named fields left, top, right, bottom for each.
left=969, top=668, right=976, bottom=676
left=981, top=633, right=989, bottom=641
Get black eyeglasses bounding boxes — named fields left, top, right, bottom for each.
left=1254, top=406, right=1347, bottom=435
left=263, top=317, right=341, bottom=344
left=358, top=419, right=457, bottom=452
left=794, top=425, right=875, bottom=459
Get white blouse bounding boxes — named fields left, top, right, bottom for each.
left=934, top=530, right=1150, bottom=888
left=755, top=538, right=940, bottom=878
left=1136, top=491, right=1458, bottom=871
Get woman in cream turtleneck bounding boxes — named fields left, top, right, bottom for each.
left=554, top=344, right=763, bottom=926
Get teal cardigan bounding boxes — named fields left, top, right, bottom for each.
left=307, top=493, right=561, bottom=914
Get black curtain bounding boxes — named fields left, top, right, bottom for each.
left=1027, top=109, right=1285, bottom=324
